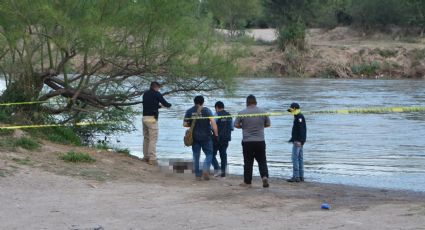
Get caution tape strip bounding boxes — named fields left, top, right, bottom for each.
left=184, top=106, right=425, bottom=120
left=0, top=121, right=115, bottom=130
left=0, top=101, right=47, bottom=106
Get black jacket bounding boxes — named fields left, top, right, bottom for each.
left=290, top=113, right=307, bottom=144
left=216, top=110, right=233, bottom=142
left=142, top=89, right=171, bottom=119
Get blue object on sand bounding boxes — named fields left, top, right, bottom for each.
left=321, top=203, right=330, bottom=210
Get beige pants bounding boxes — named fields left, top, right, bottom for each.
left=143, top=116, right=158, bottom=161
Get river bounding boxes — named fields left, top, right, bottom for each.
left=117, top=78, right=425, bottom=192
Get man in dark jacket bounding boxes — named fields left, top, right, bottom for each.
left=142, top=81, right=172, bottom=165
left=287, top=102, right=307, bottom=182
left=211, top=101, right=233, bottom=178
left=184, top=96, right=219, bottom=181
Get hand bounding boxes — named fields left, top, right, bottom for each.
left=288, top=139, right=293, bottom=143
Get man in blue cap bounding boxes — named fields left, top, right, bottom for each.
left=287, top=102, right=307, bottom=183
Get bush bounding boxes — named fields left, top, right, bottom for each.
left=14, top=137, right=40, bottom=150
left=277, top=20, right=306, bottom=51
left=372, top=48, right=398, bottom=58
left=114, top=147, right=130, bottom=155
left=60, top=151, right=95, bottom=163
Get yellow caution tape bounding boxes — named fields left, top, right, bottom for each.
left=0, top=101, right=47, bottom=106
left=0, top=121, right=115, bottom=130
left=184, top=106, right=425, bottom=120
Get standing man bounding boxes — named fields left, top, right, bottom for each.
left=234, top=95, right=271, bottom=188
left=184, top=96, right=219, bottom=181
left=211, top=101, right=233, bottom=178
left=142, top=81, right=172, bottom=165
left=287, top=103, right=307, bottom=182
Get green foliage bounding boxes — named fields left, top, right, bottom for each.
left=45, top=127, right=81, bottom=146
left=114, top=147, right=130, bottom=155
left=60, top=151, right=95, bottom=163
left=410, top=48, right=425, bottom=60
left=203, top=0, right=262, bottom=35
left=13, top=137, right=41, bottom=150
left=277, top=20, right=306, bottom=51
left=351, top=61, right=381, bottom=76
left=0, top=0, right=239, bottom=142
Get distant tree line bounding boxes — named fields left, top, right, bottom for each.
left=203, top=0, right=425, bottom=32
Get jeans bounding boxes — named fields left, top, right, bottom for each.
left=192, top=140, right=213, bottom=177
left=211, top=141, right=229, bottom=175
left=291, top=142, right=304, bottom=179
left=242, top=141, right=269, bottom=184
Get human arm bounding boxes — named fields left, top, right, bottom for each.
left=210, top=118, right=218, bottom=137
left=234, top=116, right=242, bottom=129
left=183, top=110, right=191, bottom=127
left=156, top=92, right=172, bottom=108
left=264, top=115, right=271, bottom=128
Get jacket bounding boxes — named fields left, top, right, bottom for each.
left=142, top=89, right=171, bottom=119
left=290, top=113, right=307, bottom=144
left=216, top=110, right=233, bottom=142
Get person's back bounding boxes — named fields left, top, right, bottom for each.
left=237, top=106, right=269, bottom=142
left=235, top=95, right=270, bottom=188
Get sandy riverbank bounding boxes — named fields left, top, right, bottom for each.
left=1, top=139, right=425, bottom=230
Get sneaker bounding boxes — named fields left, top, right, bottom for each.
left=300, top=177, right=304, bottom=182
left=286, top=177, right=301, bottom=183
left=202, top=171, right=210, bottom=181
left=220, top=172, right=226, bottom=178
left=239, top=183, right=252, bottom=188
left=262, top=177, right=269, bottom=188
left=213, top=171, right=221, bottom=177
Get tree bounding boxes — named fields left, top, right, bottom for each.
left=406, top=0, right=425, bottom=36
left=203, top=0, right=262, bottom=37
left=0, top=0, right=239, bottom=133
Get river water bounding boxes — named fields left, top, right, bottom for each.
left=2, top=77, right=424, bottom=191
left=117, top=78, right=425, bottom=192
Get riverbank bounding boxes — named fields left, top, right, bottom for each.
left=237, top=27, right=425, bottom=78
left=1, top=132, right=425, bottom=229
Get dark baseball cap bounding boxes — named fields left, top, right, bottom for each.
left=287, top=103, right=300, bottom=112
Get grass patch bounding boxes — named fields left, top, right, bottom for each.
left=0, top=129, right=13, bottom=136
left=410, top=48, right=425, bottom=61
left=12, top=157, right=33, bottom=165
left=351, top=61, right=381, bottom=76
left=372, top=48, right=398, bottom=58
left=27, top=127, right=81, bottom=146
left=14, top=137, right=40, bottom=150
left=95, top=142, right=111, bottom=150
left=60, top=151, right=95, bottom=163
left=114, top=147, right=130, bottom=155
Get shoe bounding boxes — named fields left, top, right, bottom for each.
left=239, top=183, right=252, bottom=188
left=195, top=177, right=202, bottom=181
left=262, top=177, right=269, bottom=188
left=202, top=171, right=210, bottom=181
left=213, top=171, right=221, bottom=177
left=300, top=177, right=304, bottom=182
left=220, top=172, right=226, bottom=178
left=287, top=177, right=301, bottom=183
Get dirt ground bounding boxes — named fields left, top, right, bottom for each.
left=238, top=28, right=425, bottom=78
left=1, top=139, right=425, bottom=230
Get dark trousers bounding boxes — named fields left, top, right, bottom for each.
left=212, top=141, right=229, bottom=175
left=242, top=141, right=269, bottom=184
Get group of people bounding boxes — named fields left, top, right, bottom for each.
left=142, top=81, right=307, bottom=188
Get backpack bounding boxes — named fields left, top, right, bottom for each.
left=184, top=106, right=203, bottom=147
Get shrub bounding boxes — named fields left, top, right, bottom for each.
left=60, top=151, right=95, bottom=163
left=277, top=20, right=306, bottom=51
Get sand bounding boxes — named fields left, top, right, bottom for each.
left=1, top=141, right=425, bottom=230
